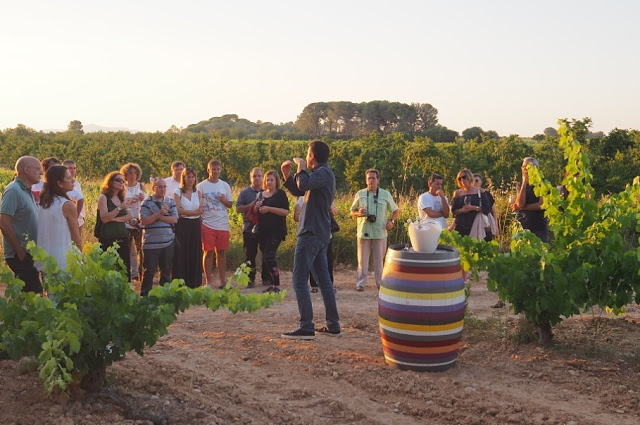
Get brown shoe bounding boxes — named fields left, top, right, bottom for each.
left=492, top=300, right=505, bottom=308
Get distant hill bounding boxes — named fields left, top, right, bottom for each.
left=83, top=123, right=138, bottom=133
left=41, top=124, right=138, bottom=133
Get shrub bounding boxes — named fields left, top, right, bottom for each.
left=0, top=242, right=283, bottom=392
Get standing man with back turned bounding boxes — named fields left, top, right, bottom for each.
left=0, top=156, right=43, bottom=293
left=235, top=167, right=264, bottom=288
left=281, top=140, right=340, bottom=339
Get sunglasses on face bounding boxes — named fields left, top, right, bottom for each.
left=113, top=178, right=124, bottom=183
left=457, top=176, right=467, bottom=181
left=474, top=179, right=480, bottom=183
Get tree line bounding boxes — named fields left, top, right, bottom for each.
left=182, top=101, right=473, bottom=142
left=1, top=123, right=638, bottom=198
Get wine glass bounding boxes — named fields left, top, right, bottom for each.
left=508, top=195, right=517, bottom=215
left=464, top=196, right=471, bottom=206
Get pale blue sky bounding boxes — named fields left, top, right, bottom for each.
left=1, top=0, right=638, bottom=136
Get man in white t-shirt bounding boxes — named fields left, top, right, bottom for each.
left=196, top=159, right=233, bottom=288
left=165, top=161, right=185, bottom=195
left=63, top=160, right=85, bottom=230
left=418, top=173, right=450, bottom=229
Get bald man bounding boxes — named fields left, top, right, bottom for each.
left=0, top=156, right=43, bottom=293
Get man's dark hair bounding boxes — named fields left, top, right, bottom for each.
left=309, top=140, right=330, bottom=164
left=41, top=157, right=60, bottom=172
left=428, top=173, right=443, bottom=184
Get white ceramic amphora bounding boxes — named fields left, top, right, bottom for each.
left=408, top=218, right=442, bottom=253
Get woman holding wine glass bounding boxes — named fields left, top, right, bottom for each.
left=254, top=170, right=290, bottom=293
left=451, top=169, right=493, bottom=241
left=172, top=167, right=204, bottom=288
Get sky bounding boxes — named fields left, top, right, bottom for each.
left=1, top=0, right=639, bottom=136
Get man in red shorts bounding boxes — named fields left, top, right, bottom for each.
left=197, top=160, right=233, bottom=288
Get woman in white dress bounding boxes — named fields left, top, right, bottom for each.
left=120, top=162, right=147, bottom=280
left=172, top=167, right=204, bottom=288
left=37, top=165, right=82, bottom=271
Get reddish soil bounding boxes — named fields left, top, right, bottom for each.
left=1, top=269, right=639, bottom=425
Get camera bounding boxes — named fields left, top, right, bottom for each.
left=367, top=214, right=377, bottom=223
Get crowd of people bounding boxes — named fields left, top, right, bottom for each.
left=0, top=144, right=548, bottom=339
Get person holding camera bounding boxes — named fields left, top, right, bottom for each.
left=350, top=169, right=398, bottom=292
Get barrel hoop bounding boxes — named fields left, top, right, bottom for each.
left=380, top=332, right=462, bottom=348
left=380, top=327, right=463, bottom=342
left=381, top=269, right=463, bottom=283
left=378, top=298, right=466, bottom=314
left=378, top=305, right=465, bottom=325
left=379, top=317, right=464, bottom=335
left=381, top=276, right=465, bottom=293
left=379, top=287, right=465, bottom=302
left=383, top=343, right=460, bottom=359
left=384, top=262, right=461, bottom=274
left=383, top=347, right=459, bottom=362
left=382, top=341, right=460, bottom=356
left=385, top=255, right=460, bottom=265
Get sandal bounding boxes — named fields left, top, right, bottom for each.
left=311, top=288, right=318, bottom=293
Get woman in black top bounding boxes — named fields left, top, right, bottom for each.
left=254, top=170, right=290, bottom=292
left=97, top=171, right=135, bottom=280
left=451, top=169, right=493, bottom=241
left=512, top=157, right=549, bottom=242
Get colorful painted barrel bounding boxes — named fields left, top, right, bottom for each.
left=379, top=244, right=465, bottom=371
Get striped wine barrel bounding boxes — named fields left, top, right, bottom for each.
left=379, top=244, right=465, bottom=371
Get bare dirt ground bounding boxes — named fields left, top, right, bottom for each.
left=1, top=268, right=640, bottom=425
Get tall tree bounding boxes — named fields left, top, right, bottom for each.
left=295, top=102, right=329, bottom=137
left=412, top=103, right=438, bottom=133
left=68, top=120, right=84, bottom=134
left=462, top=126, right=484, bottom=142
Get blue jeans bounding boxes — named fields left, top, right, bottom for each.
left=292, top=233, right=340, bottom=332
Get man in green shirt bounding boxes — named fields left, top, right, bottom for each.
left=0, top=156, right=43, bottom=293
left=350, top=169, right=399, bottom=292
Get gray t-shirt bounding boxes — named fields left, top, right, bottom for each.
left=236, top=185, right=263, bottom=233
left=1, top=178, right=39, bottom=259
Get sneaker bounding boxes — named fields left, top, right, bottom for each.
left=315, top=325, right=341, bottom=337
left=281, top=328, right=315, bottom=340
left=355, top=286, right=364, bottom=292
